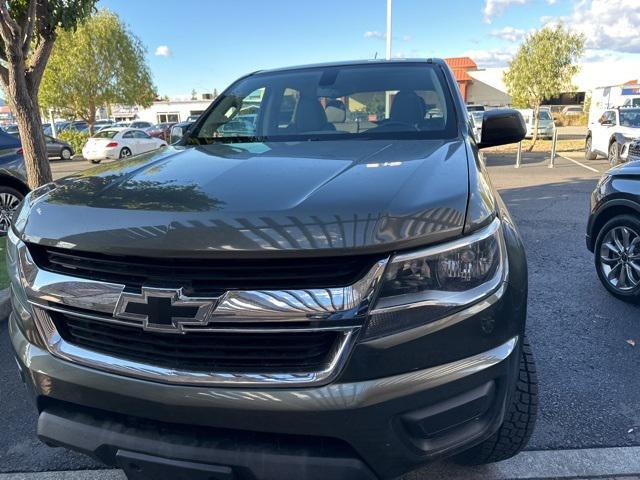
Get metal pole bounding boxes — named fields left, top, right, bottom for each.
left=49, top=109, right=57, bottom=138
left=384, top=0, right=392, bottom=119
left=386, top=0, right=392, bottom=60
left=515, top=141, right=522, bottom=168
left=549, top=128, right=557, bottom=168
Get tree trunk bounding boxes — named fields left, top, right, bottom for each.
left=4, top=52, right=52, bottom=187
left=88, top=103, right=96, bottom=135
left=12, top=95, right=51, bottom=186
left=528, top=103, right=540, bottom=152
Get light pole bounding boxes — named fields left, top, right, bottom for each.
left=386, top=0, right=392, bottom=60
left=384, top=0, right=393, bottom=118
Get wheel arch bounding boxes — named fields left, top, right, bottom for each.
left=590, top=200, right=640, bottom=250
left=0, top=173, right=30, bottom=196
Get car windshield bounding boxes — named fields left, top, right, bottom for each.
left=619, top=109, right=640, bottom=128
left=93, top=130, right=118, bottom=139
left=538, top=111, right=552, bottom=121
left=189, top=62, right=457, bottom=144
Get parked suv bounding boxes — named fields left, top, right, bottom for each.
left=587, top=158, right=640, bottom=301
left=586, top=107, right=640, bottom=165
left=8, top=59, right=534, bottom=480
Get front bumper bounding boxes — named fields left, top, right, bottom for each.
left=12, top=309, right=521, bottom=479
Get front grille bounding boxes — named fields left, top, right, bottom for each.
left=629, top=140, right=640, bottom=161
left=27, top=244, right=380, bottom=294
left=50, top=311, right=339, bottom=372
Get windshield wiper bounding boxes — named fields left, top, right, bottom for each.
left=199, top=136, right=268, bottom=144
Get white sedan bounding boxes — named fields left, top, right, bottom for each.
left=82, top=128, right=167, bottom=163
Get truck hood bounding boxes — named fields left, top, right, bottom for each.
left=22, top=139, right=469, bottom=257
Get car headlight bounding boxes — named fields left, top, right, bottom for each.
left=363, top=218, right=506, bottom=339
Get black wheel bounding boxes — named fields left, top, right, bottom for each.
left=585, top=136, right=597, bottom=160
left=119, top=147, right=132, bottom=159
left=455, top=336, right=538, bottom=466
left=608, top=142, right=620, bottom=166
left=594, top=215, right=640, bottom=303
left=60, top=147, right=72, bottom=161
left=0, top=186, right=24, bottom=235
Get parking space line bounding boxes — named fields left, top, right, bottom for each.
left=558, top=154, right=600, bottom=173
left=419, top=446, right=640, bottom=479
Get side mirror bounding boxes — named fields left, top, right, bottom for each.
left=477, top=109, right=526, bottom=149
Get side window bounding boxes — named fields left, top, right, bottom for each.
left=599, top=112, right=614, bottom=125
left=197, top=87, right=264, bottom=139
left=122, top=131, right=134, bottom=139
left=134, top=130, right=150, bottom=139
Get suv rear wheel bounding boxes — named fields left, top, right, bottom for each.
left=455, top=336, right=538, bottom=465
left=594, top=214, right=640, bottom=302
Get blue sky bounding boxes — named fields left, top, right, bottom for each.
left=99, top=0, right=640, bottom=97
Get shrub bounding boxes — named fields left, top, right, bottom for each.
left=553, top=112, right=588, bottom=127
left=57, top=129, right=89, bottom=155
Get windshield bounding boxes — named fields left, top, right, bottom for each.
left=538, top=111, right=552, bottom=121
left=189, top=63, right=457, bottom=144
left=93, top=130, right=118, bottom=139
left=619, top=109, right=640, bottom=128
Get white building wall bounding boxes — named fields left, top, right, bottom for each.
left=111, top=99, right=213, bottom=123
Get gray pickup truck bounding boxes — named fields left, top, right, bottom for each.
left=8, top=59, right=534, bottom=480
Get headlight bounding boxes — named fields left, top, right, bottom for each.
left=364, top=218, right=506, bottom=339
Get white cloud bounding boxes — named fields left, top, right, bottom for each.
left=364, top=31, right=386, bottom=40
left=154, top=45, right=172, bottom=57
left=464, top=46, right=517, bottom=67
left=490, top=26, right=527, bottom=42
left=582, top=48, right=622, bottom=63
left=563, top=0, right=640, bottom=54
left=364, top=31, right=412, bottom=42
left=546, top=0, right=557, bottom=4
left=483, top=0, right=528, bottom=23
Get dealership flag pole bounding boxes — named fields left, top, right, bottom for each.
left=385, top=0, right=393, bottom=118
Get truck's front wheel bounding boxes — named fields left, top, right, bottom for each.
left=455, top=336, right=538, bottom=466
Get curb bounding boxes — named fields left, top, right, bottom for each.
left=0, top=287, right=10, bottom=322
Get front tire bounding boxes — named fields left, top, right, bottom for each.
left=608, top=142, right=621, bottom=166
left=455, top=336, right=538, bottom=466
left=61, top=147, right=72, bottom=161
left=585, top=136, right=597, bottom=160
left=594, top=214, right=640, bottom=303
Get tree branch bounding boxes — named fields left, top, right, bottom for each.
left=0, top=0, right=20, bottom=43
left=26, top=35, right=53, bottom=94
left=22, top=0, right=37, bottom=57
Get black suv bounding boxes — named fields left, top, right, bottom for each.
left=8, top=60, right=534, bottom=480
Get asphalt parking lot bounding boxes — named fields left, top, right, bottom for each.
left=1, top=149, right=639, bottom=479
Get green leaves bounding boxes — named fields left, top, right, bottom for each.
left=504, top=25, right=585, bottom=109
left=40, top=10, right=156, bottom=124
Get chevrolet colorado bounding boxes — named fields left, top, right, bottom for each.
left=8, top=59, right=535, bottom=480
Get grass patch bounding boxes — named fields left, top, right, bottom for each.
left=0, top=236, right=9, bottom=290
left=486, top=138, right=585, bottom=154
